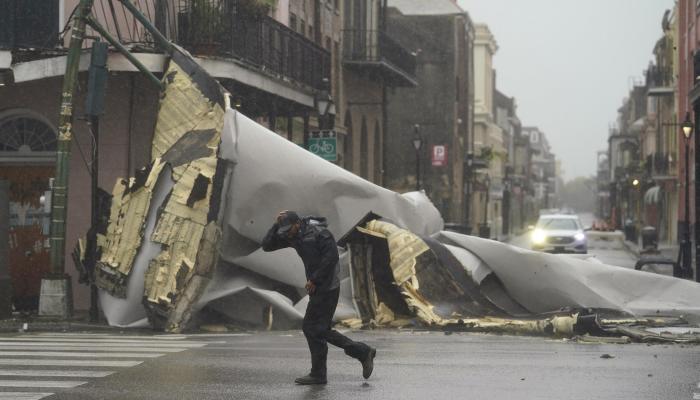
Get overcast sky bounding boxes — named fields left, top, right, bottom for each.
left=458, top=0, right=675, bottom=181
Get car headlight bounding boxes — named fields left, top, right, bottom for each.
left=574, top=232, right=586, bottom=241
left=531, top=229, right=547, bottom=245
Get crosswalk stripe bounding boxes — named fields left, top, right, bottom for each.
left=0, top=393, right=53, bottom=400
left=32, top=333, right=189, bottom=340
left=0, top=351, right=164, bottom=358
left=0, top=333, right=211, bottom=396
left=0, top=369, right=114, bottom=378
left=0, top=345, right=184, bottom=352
left=0, top=359, right=141, bottom=367
left=0, top=380, right=86, bottom=388
left=0, top=339, right=208, bottom=347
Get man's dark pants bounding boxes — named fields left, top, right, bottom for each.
left=303, top=288, right=370, bottom=378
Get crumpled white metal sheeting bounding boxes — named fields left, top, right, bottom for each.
left=99, top=106, right=700, bottom=329
left=180, top=108, right=443, bottom=327
left=436, top=231, right=700, bottom=321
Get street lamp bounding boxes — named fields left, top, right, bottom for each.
left=314, top=78, right=335, bottom=130
left=680, top=112, right=694, bottom=278
left=413, top=124, right=422, bottom=191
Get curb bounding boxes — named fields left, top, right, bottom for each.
left=622, top=240, right=641, bottom=258
left=0, top=317, right=122, bottom=334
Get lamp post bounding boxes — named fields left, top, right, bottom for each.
left=314, top=78, right=335, bottom=131
left=680, top=112, right=694, bottom=279
left=413, top=124, right=422, bottom=191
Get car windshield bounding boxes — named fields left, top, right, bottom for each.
left=537, top=218, right=580, bottom=231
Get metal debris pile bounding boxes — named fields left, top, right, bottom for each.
left=76, top=46, right=700, bottom=345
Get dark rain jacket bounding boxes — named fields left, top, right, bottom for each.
left=261, top=216, right=341, bottom=294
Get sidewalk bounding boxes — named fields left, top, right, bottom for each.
left=0, top=311, right=126, bottom=334
left=622, top=238, right=679, bottom=260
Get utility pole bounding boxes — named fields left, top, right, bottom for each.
left=85, top=41, right=109, bottom=322
left=39, top=0, right=95, bottom=318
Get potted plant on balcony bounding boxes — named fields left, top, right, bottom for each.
left=238, top=0, right=274, bottom=18
left=186, top=0, right=225, bottom=55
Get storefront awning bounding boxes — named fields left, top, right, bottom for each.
left=644, top=186, right=661, bottom=204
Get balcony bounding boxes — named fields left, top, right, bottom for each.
left=342, top=29, right=417, bottom=87
left=173, top=0, right=330, bottom=91
left=646, top=66, right=673, bottom=96
left=647, top=152, right=676, bottom=179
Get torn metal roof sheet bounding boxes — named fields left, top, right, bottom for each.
left=82, top=39, right=700, bottom=344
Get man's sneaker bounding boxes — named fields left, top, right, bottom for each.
left=361, top=347, right=376, bottom=379
left=294, top=374, right=327, bottom=385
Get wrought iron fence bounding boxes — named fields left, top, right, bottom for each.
left=89, top=0, right=329, bottom=90
left=166, top=0, right=329, bottom=90
left=342, top=29, right=416, bottom=77
left=646, top=65, right=673, bottom=88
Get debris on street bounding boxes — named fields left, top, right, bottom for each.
left=76, top=44, right=700, bottom=345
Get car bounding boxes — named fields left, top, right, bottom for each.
left=530, top=214, right=587, bottom=254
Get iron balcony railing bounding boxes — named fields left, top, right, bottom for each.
left=646, top=66, right=673, bottom=88
left=342, top=29, right=416, bottom=80
left=173, top=0, right=329, bottom=90
left=23, top=0, right=331, bottom=91
left=646, top=152, right=675, bottom=177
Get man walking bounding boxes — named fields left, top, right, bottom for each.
left=262, top=211, right=376, bottom=385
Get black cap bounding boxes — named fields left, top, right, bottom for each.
left=277, top=211, right=301, bottom=235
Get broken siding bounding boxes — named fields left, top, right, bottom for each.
left=96, top=161, right=165, bottom=297
left=139, top=56, right=225, bottom=329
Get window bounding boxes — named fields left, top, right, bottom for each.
left=344, top=111, right=353, bottom=171
left=300, top=20, right=306, bottom=37
left=456, top=77, right=460, bottom=102
left=374, top=120, right=381, bottom=182
left=360, top=116, right=368, bottom=178
left=290, top=13, right=297, bottom=32
left=536, top=218, right=580, bottom=230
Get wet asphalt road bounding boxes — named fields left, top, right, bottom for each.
left=12, top=330, right=698, bottom=400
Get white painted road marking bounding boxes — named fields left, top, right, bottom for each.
left=33, top=333, right=190, bottom=340
left=0, top=380, right=87, bottom=388
left=0, top=359, right=142, bottom=367
left=0, top=393, right=54, bottom=400
left=0, top=340, right=207, bottom=348
left=0, top=345, right=185, bottom=352
left=0, top=369, right=114, bottom=378
left=0, top=351, right=164, bottom=358
left=0, top=337, right=213, bottom=345
left=0, top=332, right=212, bottom=397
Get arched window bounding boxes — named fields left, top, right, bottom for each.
left=360, top=116, right=368, bottom=179
left=344, top=110, right=353, bottom=172
left=0, top=110, right=57, bottom=163
left=373, top=119, right=381, bottom=183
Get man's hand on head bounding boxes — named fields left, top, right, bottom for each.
left=276, top=210, right=289, bottom=223
left=305, top=280, right=316, bottom=295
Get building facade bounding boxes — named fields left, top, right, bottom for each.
left=0, top=0, right=417, bottom=310
left=471, top=23, right=502, bottom=238
left=384, top=0, right=474, bottom=225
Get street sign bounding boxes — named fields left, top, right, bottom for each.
left=431, top=145, right=447, bottom=166
left=308, top=130, right=337, bottom=161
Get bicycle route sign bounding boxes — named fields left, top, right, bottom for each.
left=308, top=131, right=337, bottom=161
